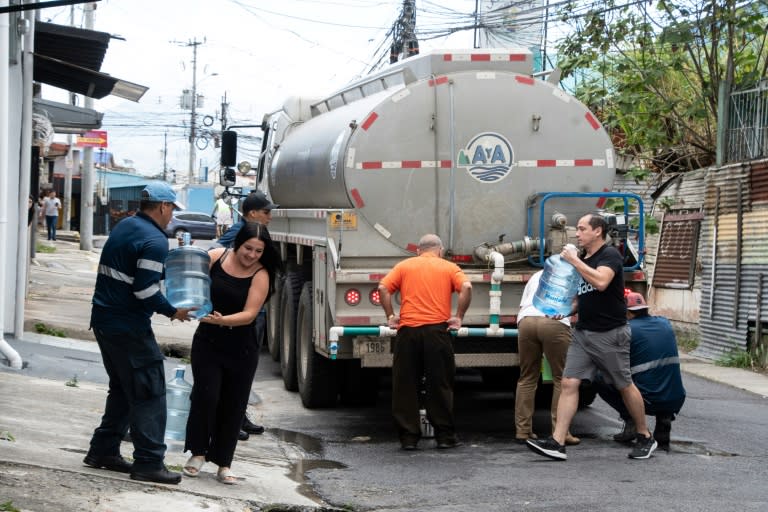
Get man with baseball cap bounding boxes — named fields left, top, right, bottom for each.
left=217, top=190, right=278, bottom=247
left=84, top=181, right=193, bottom=484
left=215, top=189, right=279, bottom=439
left=594, top=291, right=687, bottom=451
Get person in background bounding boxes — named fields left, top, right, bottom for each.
left=212, top=192, right=234, bottom=239
left=594, top=291, right=686, bottom=451
left=182, top=222, right=278, bottom=484
left=528, top=213, right=657, bottom=461
left=515, top=270, right=580, bottom=446
left=84, top=182, right=194, bottom=485
left=42, top=190, right=61, bottom=241
left=216, top=189, right=279, bottom=439
left=217, top=190, right=278, bottom=248
left=378, top=234, right=472, bottom=451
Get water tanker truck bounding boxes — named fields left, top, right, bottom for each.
left=220, top=48, right=646, bottom=408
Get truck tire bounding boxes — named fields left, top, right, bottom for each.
left=578, top=380, right=597, bottom=409
left=297, top=282, right=339, bottom=408
left=266, top=272, right=285, bottom=362
left=279, top=270, right=304, bottom=391
left=481, top=367, right=519, bottom=390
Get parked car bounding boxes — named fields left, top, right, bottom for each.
left=164, top=211, right=217, bottom=240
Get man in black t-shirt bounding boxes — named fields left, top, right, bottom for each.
left=528, top=213, right=657, bottom=461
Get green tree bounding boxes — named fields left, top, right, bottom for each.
left=556, top=0, right=768, bottom=174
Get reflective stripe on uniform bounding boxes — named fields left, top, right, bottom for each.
left=98, top=264, right=134, bottom=284
left=137, top=258, right=164, bottom=273
left=630, top=356, right=680, bottom=375
left=135, top=283, right=161, bottom=300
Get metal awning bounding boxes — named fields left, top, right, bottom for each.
left=33, top=98, right=104, bottom=134
left=33, top=21, right=148, bottom=102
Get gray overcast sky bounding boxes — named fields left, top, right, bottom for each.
left=42, top=0, right=479, bottom=176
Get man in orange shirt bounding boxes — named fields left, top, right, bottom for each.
left=378, top=234, right=472, bottom=451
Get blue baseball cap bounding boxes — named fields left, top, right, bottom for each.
left=141, top=182, right=185, bottom=210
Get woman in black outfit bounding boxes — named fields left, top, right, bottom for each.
left=182, top=222, right=278, bottom=484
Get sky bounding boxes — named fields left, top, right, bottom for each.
left=40, top=0, right=489, bottom=180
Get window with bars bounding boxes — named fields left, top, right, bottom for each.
left=652, top=210, right=703, bottom=289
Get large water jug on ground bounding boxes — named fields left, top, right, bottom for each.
left=165, top=366, right=193, bottom=441
left=165, top=245, right=212, bottom=319
left=533, top=247, right=582, bottom=317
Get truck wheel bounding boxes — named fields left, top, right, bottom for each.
left=532, top=380, right=596, bottom=409
left=297, top=282, right=339, bottom=408
left=481, top=367, right=519, bottom=391
left=339, top=360, right=380, bottom=407
left=266, top=272, right=285, bottom=362
left=279, top=270, right=304, bottom=391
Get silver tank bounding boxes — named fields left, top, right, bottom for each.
left=266, top=49, right=615, bottom=256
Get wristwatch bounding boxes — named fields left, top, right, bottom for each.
left=388, top=314, right=395, bottom=320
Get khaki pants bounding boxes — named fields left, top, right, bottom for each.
left=514, top=316, right=571, bottom=438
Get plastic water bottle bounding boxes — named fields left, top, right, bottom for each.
left=165, top=366, right=192, bottom=442
left=165, top=245, right=213, bottom=319
left=533, top=247, right=581, bottom=317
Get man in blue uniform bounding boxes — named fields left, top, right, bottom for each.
left=594, top=292, right=686, bottom=451
left=83, top=182, right=195, bottom=485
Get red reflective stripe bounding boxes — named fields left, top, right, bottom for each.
left=538, top=160, right=557, bottom=167
left=369, top=273, right=387, bottom=281
left=351, top=188, right=365, bottom=208
left=401, top=160, right=422, bottom=168
left=509, top=54, right=526, bottom=61
left=595, top=188, right=610, bottom=208
left=362, top=161, right=382, bottom=169
left=440, top=160, right=452, bottom=168
left=472, top=54, right=491, bottom=61
left=585, top=112, right=600, bottom=130
left=361, top=112, right=379, bottom=131
left=515, top=76, right=535, bottom=85
left=575, top=159, right=593, bottom=166
left=406, top=243, right=418, bottom=253
left=429, top=75, right=449, bottom=87
left=443, top=54, right=453, bottom=61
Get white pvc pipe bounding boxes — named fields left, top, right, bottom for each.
left=0, top=0, right=22, bottom=369
left=14, top=7, right=34, bottom=339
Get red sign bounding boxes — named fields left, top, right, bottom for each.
left=76, top=130, right=108, bottom=148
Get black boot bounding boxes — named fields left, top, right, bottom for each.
left=654, top=413, right=673, bottom=451
left=613, top=418, right=637, bottom=443
left=238, top=429, right=249, bottom=441
left=242, top=416, right=265, bottom=435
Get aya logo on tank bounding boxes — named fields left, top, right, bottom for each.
left=457, top=132, right=514, bottom=183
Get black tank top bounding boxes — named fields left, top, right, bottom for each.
left=197, top=250, right=262, bottom=347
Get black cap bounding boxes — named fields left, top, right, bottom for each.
left=242, top=190, right=279, bottom=214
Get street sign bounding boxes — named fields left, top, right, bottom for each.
left=76, top=130, right=108, bottom=148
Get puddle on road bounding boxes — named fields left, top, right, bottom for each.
left=271, top=428, right=347, bottom=504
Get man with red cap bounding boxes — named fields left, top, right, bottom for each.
left=593, top=291, right=687, bottom=451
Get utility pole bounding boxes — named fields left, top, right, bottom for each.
left=63, top=4, right=75, bottom=231
left=185, top=38, right=203, bottom=185
left=163, top=131, right=168, bottom=181
left=79, top=2, right=95, bottom=251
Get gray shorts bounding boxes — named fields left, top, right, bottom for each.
left=563, top=324, right=632, bottom=389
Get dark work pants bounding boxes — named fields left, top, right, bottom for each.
left=88, top=326, right=168, bottom=472
left=185, top=329, right=259, bottom=468
left=392, top=324, right=456, bottom=444
left=593, top=374, right=676, bottom=420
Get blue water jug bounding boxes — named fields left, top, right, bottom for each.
left=165, top=245, right=212, bottom=319
left=533, top=248, right=581, bottom=317
left=165, top=366, right=193, bottom=441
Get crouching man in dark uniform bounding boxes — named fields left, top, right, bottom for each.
left=83, top=182, right=195, bottom=484
left=594, top=291, right=686, bottom=451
